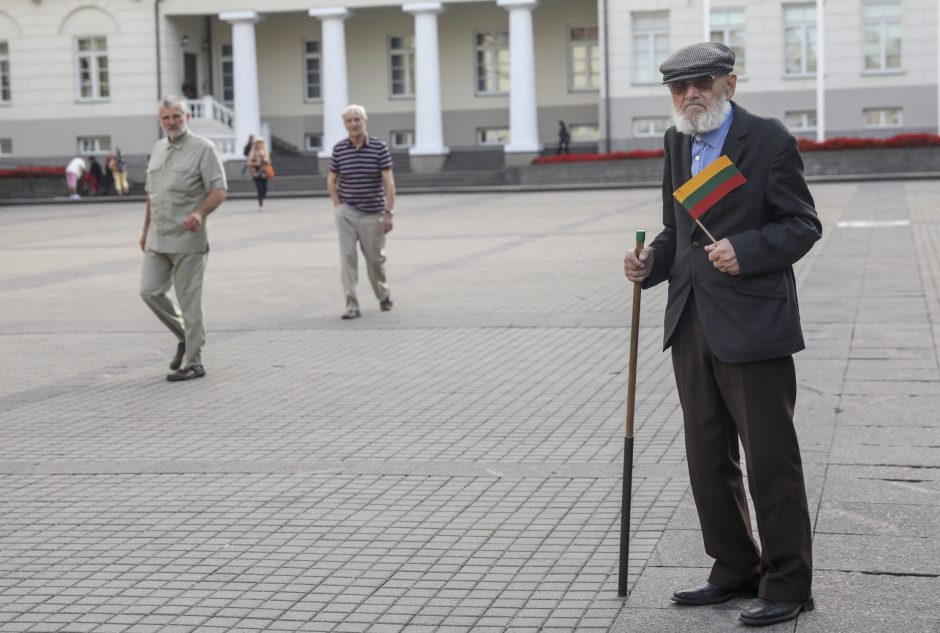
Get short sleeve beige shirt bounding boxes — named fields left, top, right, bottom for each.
left=145, top=131, right=227, bottom=253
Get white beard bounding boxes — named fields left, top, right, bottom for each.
left=672, top=94, right=731, bottom=136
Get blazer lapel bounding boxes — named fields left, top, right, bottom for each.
left=680, top=134, right=692, bottom=182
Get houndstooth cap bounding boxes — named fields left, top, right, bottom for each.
left=659, top=41, right=735, bottom=84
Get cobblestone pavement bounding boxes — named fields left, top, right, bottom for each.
left=0, top=183, right=936, bottom=633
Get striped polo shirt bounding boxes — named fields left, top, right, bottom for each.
left=329, top=136, right=393, bottom=214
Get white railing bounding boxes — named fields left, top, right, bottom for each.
left=187, top=96, right=235, bottom=129
left=204, top=135, right=238, bottom=159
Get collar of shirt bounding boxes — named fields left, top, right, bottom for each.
left=690, top=107, right=734, bottom=176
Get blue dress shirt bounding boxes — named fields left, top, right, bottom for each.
left=690, top=108, right=734, bottom=176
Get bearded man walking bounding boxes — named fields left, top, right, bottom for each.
left=139, top=96, right=227, bottom=381
left=623, top=42, right=822, bottom=627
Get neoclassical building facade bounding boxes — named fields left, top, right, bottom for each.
left=0, top=0, right=937, bottom=163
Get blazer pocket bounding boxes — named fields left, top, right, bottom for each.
left=732, top=272, right=786, bottom=300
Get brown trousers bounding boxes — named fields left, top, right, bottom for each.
left=671, top=294, right=813, bottom=601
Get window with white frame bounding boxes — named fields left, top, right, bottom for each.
left=389, top=35, right=416, bottom=97
left=304, top=132, right=322, bottom=152
left=475, top=31, right=509, bottom=95
left=569, top=124, right=600, bottom=142
left=304, top=40, right=321, bottom=101
left=221, top=44, right=234, bottom=103
left=77, top=135, right=111, bottom=154
left=477, top=127, right=510, bottom=145
left=569, top=26, right=600, bottom=91
left=76, top=37, right=109, bottom=100
left=632, top=12, right=670, bottom=85
left=710, top=9, right=746, bottom=75
left=0, top=42, right=10, bottom=103
left=0, top=138, right=12, bottom=155
left=784, top=110, right=817, bottom=131
left=389, top=130, right=414, bottom=149
left=863, top=107, right=902, bottom=129
left=784, top=4, right=816, bottom=76
left=633, top=116, right=670, bottom=137
left=863, top=0, right=902, bottom=72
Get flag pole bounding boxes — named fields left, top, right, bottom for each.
left=618, top=229, right=645, bottom=598
left=695, top=219, right=718, bottom=244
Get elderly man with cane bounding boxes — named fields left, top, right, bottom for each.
left=623, top=42, right=821, bottom=626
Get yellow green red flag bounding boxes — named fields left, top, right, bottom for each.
left=673, top=155, right=747, bottom=220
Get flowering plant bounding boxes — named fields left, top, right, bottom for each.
left=0, top=165, right=66, bottom=178
left=532, top=149, right=664, bottom=165
left=797, top=133, right=940, bottom=152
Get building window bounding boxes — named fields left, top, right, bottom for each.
left=632, top=12, right=670, bottom=85
left=389, top=35, right=416, bottom=98
left=784, top=4, right=816, bottom=76
left=569, top=26, right=599, bottom=91
left=389, top=130, right=414, bottom=149
left=477, top=127, right=509, bottom=145
left=863, top=0, right=902, bottom=72
left=569, top=124, right=599, bottom=142
left=863, top=107, right=902, bottom=129
left=784, top=110, right=817, bottom=131
left=710, top=9, right=746, bottom=75
left=0, top=138, right=12, bottom=155
left=76, top=37, right=109, bottom=100
left=221, top=44, right=234, bottom=103
left=304, top=40, right=321, bottom=101
left=633, top=116, right=670, bottom=137
left=77, top=135, right=111, bottom=154
left=0, top=42, right=10, bottom=103
left=475, top=31, right=509, bottom=95
left=304, top=133, right=322, bottom=152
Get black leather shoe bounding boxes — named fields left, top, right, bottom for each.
left=169, top=341, right=185, bottom=370
left=672, top=582, right=757, bottom=606
left=739, top=597, right=815, bottom=626
left=166, top=364, right=206, bottom=382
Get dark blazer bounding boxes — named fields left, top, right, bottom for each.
left=643, top=102, right=822, bottom=363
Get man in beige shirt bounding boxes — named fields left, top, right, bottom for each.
left=139, top=96, right=227, bottom=381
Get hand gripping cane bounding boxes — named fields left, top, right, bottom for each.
left=618, top=229, right=645, bottom=597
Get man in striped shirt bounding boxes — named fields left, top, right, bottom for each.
left=327, top=104, right=396, bottom=320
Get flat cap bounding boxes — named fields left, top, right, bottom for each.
left=659, top=41, right=735, bottom=84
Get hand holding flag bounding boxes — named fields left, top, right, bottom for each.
left=673, top=155, right=747, bottom=244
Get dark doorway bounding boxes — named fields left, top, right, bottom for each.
left=183, top=53, right=198, bottom=98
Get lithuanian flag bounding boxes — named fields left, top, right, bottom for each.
left=673, top=155, right=747, bottom=220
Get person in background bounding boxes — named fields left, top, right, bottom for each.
left=86, top=156, right=103, bottom=195
left=556, top=120, right=571, bottom=155
left=65, top=156, right=86, bottom=200
left=110, top=148, right=129, bottom=195
left=327, top=104, right=396, bottom=320
left=247, top=137, right=271, bottom=211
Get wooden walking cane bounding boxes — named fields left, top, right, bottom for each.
left=618, top=229, right=645, bottom=598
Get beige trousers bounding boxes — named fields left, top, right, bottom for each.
left=334, top=203, right=390, bottom=310
left=140, top=250, right=207, bottom=367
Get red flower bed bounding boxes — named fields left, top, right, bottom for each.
left=0, top=165, right=66, bottom=178
left=532, top=148, right=664, bottom=165
left=797, top=133, right=940, bottom=152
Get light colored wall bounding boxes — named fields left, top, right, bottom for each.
left=0, top=0, right=162, bottom=155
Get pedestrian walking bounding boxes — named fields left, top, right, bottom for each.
left=556, top=120, right=571, bottom=154
left=247, top=137, right=272, bottom=211
left=623, top=41, right=822, bottom=627
left=139, top=96, right=227, bottom=382
left=111, top=148, right=129, bottom=195
left=327, top=104, right=396, bottom=320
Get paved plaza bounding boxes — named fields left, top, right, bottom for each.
left=0, top=182, right=938, bottom=632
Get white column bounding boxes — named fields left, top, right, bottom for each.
left=703, top=0, right=711, bottom=41
left=498, top=0, right=541, bottom=157
left=309, top=7, right=351, bottom=159
left=219, top=11, right=263, bottom=155
left=816, top=0, right=825, bottom=143
left=404, top=2, right=448, bottom=162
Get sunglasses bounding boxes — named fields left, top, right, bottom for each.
left=668, top=75, right=718, bottom=95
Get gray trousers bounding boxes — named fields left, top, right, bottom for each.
left=140, top=250, right=207, bottom=367
left=334, top=203, right=390, bottom=310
